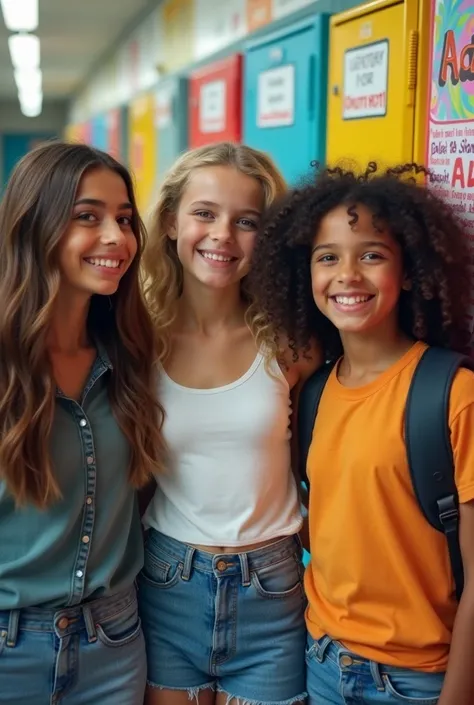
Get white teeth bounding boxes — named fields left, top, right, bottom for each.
left=86, top=258, right=120, bottom=268
left=201, top=252, right=233, bottom=262
left=335, top=295, right=371, bottom=305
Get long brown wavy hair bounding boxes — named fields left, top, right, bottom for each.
left=0, top=141, right=165, bottom=507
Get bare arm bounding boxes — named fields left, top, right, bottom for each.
left=437, top=500, right=474, bottom=705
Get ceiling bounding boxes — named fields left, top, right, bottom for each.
left=0, top=0, right=154, bottom=101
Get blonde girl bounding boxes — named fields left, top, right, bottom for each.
left=139, top=142, right=320, bottom=705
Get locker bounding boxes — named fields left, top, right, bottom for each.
left=90, top=114, right=108, bottom=152
left=326, top=0, right=431, bottom=167
left=155, top=77, right=188, bottom=185
left=189, top=54, right=242, bottom=147
left=244, top=15, right=329, bottom=185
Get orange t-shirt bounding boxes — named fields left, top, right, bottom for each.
left=305, top=341, right=474, bottom=672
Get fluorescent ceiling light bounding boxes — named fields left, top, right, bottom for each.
left=20, top=102, right=42, bottom=118
left=14, top=67, right=42, bottom=93
left=1, top=0, right=38, bottom=31
left=19, top=89, right=42, bottom=117
left=8, top=34, right=40, bottom=69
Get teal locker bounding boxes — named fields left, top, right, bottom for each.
left=155, top=77, right=188, bottom=186
left=244, top=15, right=329, bottom=185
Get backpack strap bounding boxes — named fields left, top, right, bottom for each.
left=298, top=362, right=335, bottom=487
left=405, top=347, right=474, bottom=601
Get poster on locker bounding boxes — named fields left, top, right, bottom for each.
left=426, top=0, right=474, bottom=338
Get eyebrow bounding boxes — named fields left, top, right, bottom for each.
left=74, top=198, right=133, bottom=210
left=312, top=240, right=393, bottom=254
left=190, top=200, right=261, bottom=216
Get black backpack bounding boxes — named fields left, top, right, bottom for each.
left=298, top=346, right=474, bottom=601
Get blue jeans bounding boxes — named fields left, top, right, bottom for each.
left=0, top=586, right=146, bottom=704
left=138, top=529, right=307, bottom=704
left=306, top=634, right=444, bottom=704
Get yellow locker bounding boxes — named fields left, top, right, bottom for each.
left=128, top=92, right=157, bottom=218
left=326, top=0, right=431, bottom=168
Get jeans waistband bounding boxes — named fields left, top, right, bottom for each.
left=147, top=530, right=302, bottom=583
left=0, top=586, right=137, bottom=646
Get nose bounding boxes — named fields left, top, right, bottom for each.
left=210, top=220, right=234, bottom=243
left=336, top=258, right=362, bottom=283
left=100, top=217, right=126, bottom=246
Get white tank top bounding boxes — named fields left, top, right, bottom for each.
left=143, top=352, right=302, bottom=546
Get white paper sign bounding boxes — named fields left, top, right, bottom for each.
left=343, top=40, right=389, bottom=120
left=257, top=64, right=295, bottom=128
left=199, top=79, right=226, bottom=133
left=155, top=86, right=173, bottom=129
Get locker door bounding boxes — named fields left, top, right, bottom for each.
left=155, top=77, right=188, bottom=184
left=244, top=16, right=328, bottom=185
left=327, top=0, right=419, bottom=167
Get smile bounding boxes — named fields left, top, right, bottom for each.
left=198, top=250, right=237, bottom=263
left=333, top=295, right=373, bottom=306
left=84, top=257, right=123, bottom=270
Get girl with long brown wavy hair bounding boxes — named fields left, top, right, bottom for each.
left=139, top=142, right=320, bottom=705
left=0, top=141, right=165, bottom=705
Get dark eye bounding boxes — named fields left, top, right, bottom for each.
left=117, top=215, right=133, bottom=226
left=76, top=212, right=98, bottom=223
left=362, top=252, right=384, bottom=261
left=317, top=254, right=336, bottom=263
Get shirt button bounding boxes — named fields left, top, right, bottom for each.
left=86, top=497, right=92, bottom=505
left=57, top=617, right=69, bottom=630
left=86, top=456, right=94, bottom=465
left=79, top=419, right=87, bottom=427
left=82, top=535, right=90, bottom=544
left=76, top=570, right=83, bottom=578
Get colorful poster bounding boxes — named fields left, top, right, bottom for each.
left=107, top=109, right=121, bottom=160
left=163, top=0, right=195, bottom=71
left=426, top=0, right=474, bottom=337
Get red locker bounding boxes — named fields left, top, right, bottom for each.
left=189, top=54, right=242, bottom=147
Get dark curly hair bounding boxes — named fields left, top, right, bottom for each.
left=249, top=162, right=471, bottom=362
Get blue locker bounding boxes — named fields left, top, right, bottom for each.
left=155, top=77, right=188, bottom=185
left=244, top=15, right=329, bottom=185
left=91, top=114, right=108, bottom=152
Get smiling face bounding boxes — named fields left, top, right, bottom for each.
left=168, top=165, right=264, bottom=291
left=58, top=167, right=137, bottom=301
left=311, top=203, right=406, bottom=339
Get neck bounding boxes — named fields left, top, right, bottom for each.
left=47, top=292, right=91, bottom=353
left=178, top=277, right=246, bottom=334
left=339, top=321, right=413, bottom=377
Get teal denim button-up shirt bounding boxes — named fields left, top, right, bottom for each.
left=0, top=344, right=144, bottom=609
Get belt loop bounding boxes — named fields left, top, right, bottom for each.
left=82, top=605, right=97, bottom=643
left=181, top=546, right=195, bottom=581
left=370, top=660, right=385, bottom=691
left=239, top=553, right=251, bottom=587
left=6, top=609, right=20, bottom=647
left=315, top=635, right=332, bottom=663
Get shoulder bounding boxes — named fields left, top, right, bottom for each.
left=279, top=337, right=324, bottom=390
left=449, top=363, right=474, bottom=422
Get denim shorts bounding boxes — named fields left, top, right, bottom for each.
left=138, top=529, right=307, bottom=705
left=306, top=634, right=445, bottom=704
left=0, top=586, right=146, bottom=704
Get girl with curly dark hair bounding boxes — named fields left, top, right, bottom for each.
left=250, top=162, right=474, bottom=705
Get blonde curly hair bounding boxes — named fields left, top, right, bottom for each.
left=143, top=142, right=287, bottom=363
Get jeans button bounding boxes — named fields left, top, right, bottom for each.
left=57, top=617, right=69, bottom=630
left=216, top=560, right=227, bottom=572
left=340, top=655, right=353, bottom=667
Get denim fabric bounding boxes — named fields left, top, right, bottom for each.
left=0, top=587, right=146, bottom=704
left=139, top=529, right=307, bottom=705
left=306, top=634, right=444, bottom=704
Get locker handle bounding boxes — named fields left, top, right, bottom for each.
left=406, top=30, right=419, bottom=107
left=308, top=54, right=316, bottom=120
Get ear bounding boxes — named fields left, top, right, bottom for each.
left=164, top=213, right=178, bottom=241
